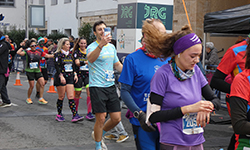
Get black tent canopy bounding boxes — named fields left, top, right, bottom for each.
left=204, top=4, right=250, bottom=34
left=202, top=4, right=250, bottom=67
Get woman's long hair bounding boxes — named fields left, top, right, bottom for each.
left=143, top=23, right=193, bottom=60
left=72, top=37, right=87, bottom=54
left=56, top=38, right=69, bottom=53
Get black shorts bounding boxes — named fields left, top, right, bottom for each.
left=54, top=73, right=74, bottom=86
left=26, top=72, right=43, bottom=81
left=41, top=68, right=48, bottom=81
left=90, top=85, right=121, bottom=114
left=83, top=76, right=89, bottom=86
left=74, top=76, right=89, bottom=88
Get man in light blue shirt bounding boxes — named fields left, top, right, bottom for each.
left=87, top=21, right=123, bottom=150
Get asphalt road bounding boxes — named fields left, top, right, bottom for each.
left=0, top=72, right=233, bottom=150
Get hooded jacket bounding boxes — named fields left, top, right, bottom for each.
left=0, top=36, right=10, bottom=74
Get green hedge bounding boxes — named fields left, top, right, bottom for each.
left=2, top=25, right=67, bottom=48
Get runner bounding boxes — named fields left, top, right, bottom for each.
left=144, top=24, right=220, bottom=149
left=87, top=20, right=123, bottom=150
left=72, top=37, right=95, bottom=120
left=210, top=35, right=250, bottom=150
left=230, top=44, right=250, bottom=149
left=16, top=40, right=54, bottom=104
left=36, top=37, right=49, bottom=98
left=53, top=38, right=84, bottom=123
left=119, top=19, right=169, bottom=150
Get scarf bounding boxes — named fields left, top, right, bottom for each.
left=136, top=44, right=156, bottom=58
left=170, top=57, right=194, bottom=81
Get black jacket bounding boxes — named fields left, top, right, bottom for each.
left=0, top=38, right=10, bottom=74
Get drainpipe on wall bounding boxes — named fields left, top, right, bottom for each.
left=76, top=0, right=80, bottom=31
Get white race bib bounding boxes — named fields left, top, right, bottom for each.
left=29, top=62, right=38, bottom=69
left=80, top=64, right=89, bottom=71
left=105, top=70, right=115, bottom=81
left=64, top=64, right=73, bottom=72
left=182, top=113, right=203, bottom=135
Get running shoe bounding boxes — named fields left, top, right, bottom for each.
left=0, top=102, right=12, bottom=108
left=71, top=114, right=84, bottom=123
left=92, top=131, right=108, bottom=150
left=26, top=98, right=33, bottom=104
left=116, top=135, right=129, bottom=143
left=104, top=134, right=118, bottom=141
left=55, top=114, right=65, bottom=122
left=38, top=98, right=48, bottom=104
left=86, top=112, right=95, bottom=121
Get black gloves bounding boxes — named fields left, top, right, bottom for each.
left=138, top=111, right=156, bottom=132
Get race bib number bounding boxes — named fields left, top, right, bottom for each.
left=105, top=70, right=115, bottom=81
left=182, top=113, right=203, bottom=135
left=243, top=147, right=250, bottom=150
left=64, top=64, right=73, bottom=72
left=80, top=64, right=89, bottom=71
left=29, top=62, right=38, bottom=69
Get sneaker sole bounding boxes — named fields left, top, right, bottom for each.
left=104, top=136, right=118, bottom=141
left=71, top=117, right=84, bottom=123
left=92, top=131, right=108, bottom=150
left=86, top=117, right=95, bottom=121
left=38, top=101, right=48, bottom=105
left=55, top=118, right=65, bottom=122
left=116, top=136, right=129, bottom=143
left=0, top=104, right=12, bottom=108
left=26, top=100, right=33, bottom=104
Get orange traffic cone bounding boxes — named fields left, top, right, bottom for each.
left=47, top=78, right=57, bottom=93
left=14, top=72, right=22, bottom=86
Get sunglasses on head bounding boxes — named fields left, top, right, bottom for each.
left=30, top=45, right=37, bottom=47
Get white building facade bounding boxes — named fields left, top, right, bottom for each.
left=0, top=0, right=118, bottom=38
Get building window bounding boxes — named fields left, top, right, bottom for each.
left=0, top=0, right=15, bottom=7
left=64, top=0, right=71, bottom=3
left=51, top=30, right=58, bottom=34
left=39, top=0, right=44, bottom=5
left=51, top=0, right=57, bottom=5
left=64, top=29, right=71, bottom=36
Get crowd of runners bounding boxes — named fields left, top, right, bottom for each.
left=1, top=19, right=250, bottom=150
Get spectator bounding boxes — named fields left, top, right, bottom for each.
left=205, top=42, right=220, bottom=66
left=0, top=31, right=11, bottom=107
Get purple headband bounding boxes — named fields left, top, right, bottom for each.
left=173, top=33, right=201, bottom=55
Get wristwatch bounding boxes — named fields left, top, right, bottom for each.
left=133, top=111, right=140, bottom=119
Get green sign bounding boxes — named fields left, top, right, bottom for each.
left=137, top=3, right=173, bottom=30
left=117, top=3, right=136, bottom=28
left=117, top=3, right=173, bottom=30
